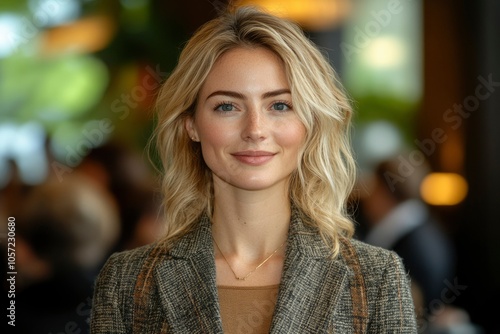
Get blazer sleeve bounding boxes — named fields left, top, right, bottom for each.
left=368, top=251, right=418, bottom=333
left=90, top=253, right=127, bottom=334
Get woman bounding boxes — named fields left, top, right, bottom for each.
left=91, top=6, right=417, bottom=333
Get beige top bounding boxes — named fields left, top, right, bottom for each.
left=217, top=284, right=280, bottom=334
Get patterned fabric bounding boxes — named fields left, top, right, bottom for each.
left=91, top=210, right=417, bottom=333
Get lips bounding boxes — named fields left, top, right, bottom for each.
left=231, top=151, right=276, bottom=165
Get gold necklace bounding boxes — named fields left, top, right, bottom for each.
left=212, top=236, right=287, bottom=281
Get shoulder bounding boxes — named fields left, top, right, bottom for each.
left=341, top=239, right=417, bottom=330
left=94, top=243, right=163, bottom=292
left=348, top=238, right=401, bottom=268
left=92, top=243, right=172, bottom=332
left=342, top=238, right=411, bottom=293
left=103, top=243, right=158, bottom=270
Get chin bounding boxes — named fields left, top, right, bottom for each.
left=233, top=177, right=288, bottom=192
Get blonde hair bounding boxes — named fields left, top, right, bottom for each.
left=153, top=6, right=356, bottom=256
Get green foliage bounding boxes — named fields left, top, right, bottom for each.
left=351, top=93, right=419, bottom=145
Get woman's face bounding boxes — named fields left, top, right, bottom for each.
left=186, top=46, right=306, bottom=192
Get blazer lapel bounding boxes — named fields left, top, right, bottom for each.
left=270, top=211, right=351, bottom=333
left=154, top=216, right=224, bottom=333
left=148, top=210, right=351, bottom=333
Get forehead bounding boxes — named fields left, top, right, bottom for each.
left=198, top=46, right=289, bottom=97
left=215, top=46, right=282, bottom=67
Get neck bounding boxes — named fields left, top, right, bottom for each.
left=211, top=180, right=291, bottom=261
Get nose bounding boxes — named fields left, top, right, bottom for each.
left=242, top=109, right=266, bottom=141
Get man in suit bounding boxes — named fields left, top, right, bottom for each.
left=359, top=157, right=464, bottom=332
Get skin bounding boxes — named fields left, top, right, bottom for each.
left=185, top=46, right=306, bottom=286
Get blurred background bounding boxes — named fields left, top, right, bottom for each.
left=0, top=0, right=498, bottom=333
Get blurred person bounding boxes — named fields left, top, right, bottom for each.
left=76, top=141, right=162, bottom=251
left=358, top=156, right=465, bottom=332
left=91, top=6, right=417, bottom=333
left=14, top=174, right=120, bottom=334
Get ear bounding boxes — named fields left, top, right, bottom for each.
left=184, top=117, right=199, bottom=142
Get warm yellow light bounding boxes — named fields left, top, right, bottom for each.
left=363, top=36, right=406, bottom=68
left=420, top=173, right=468, bottom=206
left=41, top=15, right=116, bottom=55
left=236, top=0, right=352, bottom=30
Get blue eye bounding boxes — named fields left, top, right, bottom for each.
left=214, top=102, right=235, bottom=112
left=272, top=102, right=292, bottom=111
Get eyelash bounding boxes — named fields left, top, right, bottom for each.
left=272, top=100, right=293, bottom=111
left=213, top=101, right=236, bottom=112
left=212, top=100, right=294, bottom=113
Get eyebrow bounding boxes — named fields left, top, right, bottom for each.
left=205, top=88, right=291, bottom=101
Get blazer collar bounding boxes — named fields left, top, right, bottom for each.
left=153, top=210, right=352, bottom=333
left=271, top=209, right=352, bottom=332
left=154, top=215, right=222, bottom=333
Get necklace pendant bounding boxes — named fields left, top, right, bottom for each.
left=212, top=234, right=287, bottom=282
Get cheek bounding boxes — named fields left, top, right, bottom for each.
left=196, top=123, right=237, bottom=166
left=278, top=122, right=307, bottom=152
left=198, top=124, right=233, bottom=148
left=194, top=114, right=230, bottom=147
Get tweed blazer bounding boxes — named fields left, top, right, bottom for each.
left=91, top=211, right=417, bottom=333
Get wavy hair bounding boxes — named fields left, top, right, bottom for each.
left=153, top=6, right=356, bottom=256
